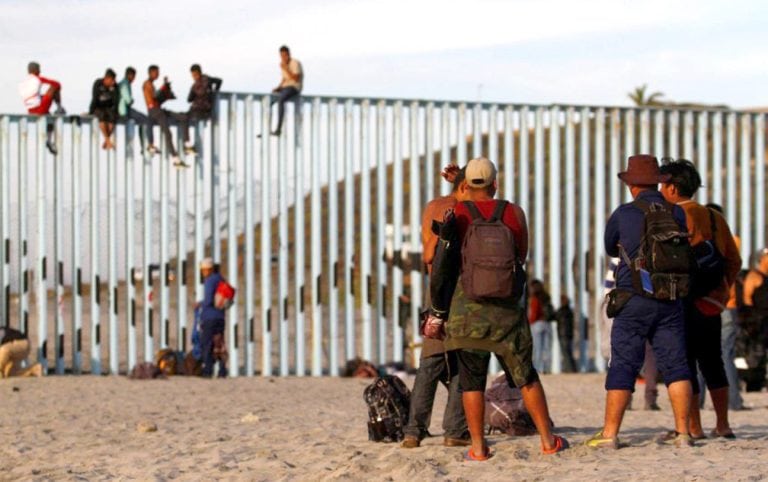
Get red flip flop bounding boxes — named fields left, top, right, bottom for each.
left=463, top=447, right=493, bottom=462
left=542, top=435, right=570, bottom=455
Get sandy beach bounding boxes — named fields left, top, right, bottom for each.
left=1, top=373, right=766, bottom=481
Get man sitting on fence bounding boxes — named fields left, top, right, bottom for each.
left=269, top=45, right=303, bottom=137
left=89, top=68, right=119, bottom=150
left=187, top=64, right=222, bottom=122
left=118, top=66, right=154, bottom=155
left=143, top=64, right=196, bottom=167
left=18, top=61, right=65, bottom=155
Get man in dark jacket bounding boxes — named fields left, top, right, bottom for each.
left=198, top=258, right=227, bottom=378
left=187, top=64, right=222, bottom=121
left=89, top=68, right=119, bottom=149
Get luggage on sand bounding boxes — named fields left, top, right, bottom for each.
left=484, top=375, right=538, bottom=436
left=214, top=279, right=236, bottom=310
left=364, top=376, right=410, bottom=442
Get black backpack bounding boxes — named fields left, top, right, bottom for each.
left=690, top=208, right=726, bottom=297
left=460, top=201, right=524, bottom=301
left=620, top=200, right=692, bottom=300
left=364, top=376, right=411, bottom=442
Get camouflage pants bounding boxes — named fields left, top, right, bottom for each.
left=444, top=281, right=537, bottom=387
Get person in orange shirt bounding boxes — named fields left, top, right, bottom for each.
left=659, top=160, right=741, bottom=439
left=698, top=204, right=744, bottom=410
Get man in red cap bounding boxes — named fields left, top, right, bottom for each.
left=587, top=155, right=694, bottom=449
left=659, top=159, right=741, bottom=439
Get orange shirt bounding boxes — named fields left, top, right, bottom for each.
left=677, top=200, right=742, bottom=313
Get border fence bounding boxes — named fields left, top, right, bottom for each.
left=0, top=93, right=765, bottom=376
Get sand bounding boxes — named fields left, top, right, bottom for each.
left=0, top=373, right=766, bottom=481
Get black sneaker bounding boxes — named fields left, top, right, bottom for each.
left=46, top=140, right=58, bottom=155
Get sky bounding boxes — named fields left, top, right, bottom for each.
left=0, top=0, right=766, bottom=114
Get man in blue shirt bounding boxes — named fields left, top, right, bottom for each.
left=198, top=258, right=227, bottom=378
left=118, top=67, right=154, bottom=155
left=587, top=155, right=694, bottom=449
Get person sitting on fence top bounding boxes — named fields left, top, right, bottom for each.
left=0, top=327, right=43, bottom=378
left=187, top=64, right=222, bottom=121
left=18, top=61, right=65, bottom=154
left=142, top=64, right=196, bottom=168
left=269, top=45, right=303, bottom=136
left=196, top=258, right=227, bottom=378
left=89, top=68, right=119, bottom=150
left=118, top=66, right=154, bottom=155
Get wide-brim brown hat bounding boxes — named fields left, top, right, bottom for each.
left=617, top=154, right=671, bottom=185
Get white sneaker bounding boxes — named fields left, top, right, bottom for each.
left=147, top=145, right=159, bottom=156
left=183, top=142, right=197, bottom=155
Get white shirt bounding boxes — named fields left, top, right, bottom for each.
left=19, top=74, right=43, bottom=108
left=280, top=58, right=303, bottom=92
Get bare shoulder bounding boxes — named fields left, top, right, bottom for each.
left=745, top=270, right=764, bottom=286
left=424, top=195, right=457, bottom=221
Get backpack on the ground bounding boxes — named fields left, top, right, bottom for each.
left=690, top=208, right=726, bottom=297
left=619, top=200, right=692, bottom=300
left=461, top=201, right=524, bottom=301
left=128, top=362, right=166, bottom=380
left=155, top=348, right=180, bottom=376
left=484, top=375, right=538, bottom=436
left=363, top=376, right=411, bottom=442
left=214, top=279, right=236, bottom=310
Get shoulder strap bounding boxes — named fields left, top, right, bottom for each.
left=463, top=201, right=485, bottom=222
left=708, top=208, right=718, bottom=238
left=631, top=198, right=651, bottom=214
left=488, top=201, right=508, bottom=223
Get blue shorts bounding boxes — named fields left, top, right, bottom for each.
left=606, top=295, right=691, bottom=391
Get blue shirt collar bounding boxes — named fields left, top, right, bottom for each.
left=635, top=190, right=665, bottom=202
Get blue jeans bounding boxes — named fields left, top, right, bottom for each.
left=120, top=108, right=153, bottom=146
left=271, top=87, right=299, bottom=134
left=531, top=320, right=551, bottom=374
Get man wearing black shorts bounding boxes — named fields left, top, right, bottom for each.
left=659, top=159, right=741, bottom=438
left=89, top=68, right=119, bottom=150
left=443, top=157, right=568, bottom=460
